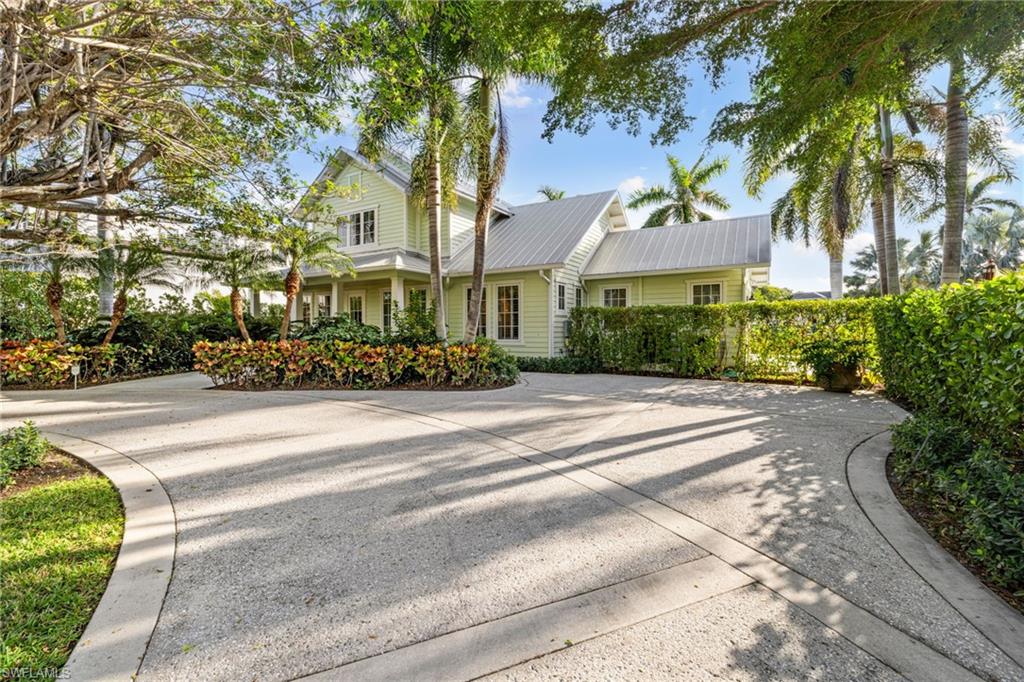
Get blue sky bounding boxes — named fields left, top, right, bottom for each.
left=291, top=61, right=1024, bottom=292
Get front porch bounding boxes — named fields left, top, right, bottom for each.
left=293, top=269, right=431, bottom=330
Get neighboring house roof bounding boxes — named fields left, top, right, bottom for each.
left=791, top=291, right=832, bottom=300
left=582, top=214, right=772, bottom=278
left=447, top=190, right=627, bottom=275
left=300, top=147, right=513, bottom=217
left=303, top=248, right=430, bottom=278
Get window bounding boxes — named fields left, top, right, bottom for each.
left=691, top=282, right=723, bottom=305
left=341, top=172, right=361, bottom=201
left=408, top=287, right=428, bottom=312
left=466, top=287, right=487, bottom=337
left=348, top=294, right=364, bottom=323
left=557, top=283, right=566, bottom=311
left=496, top=284, right=520, bottom=341
left=317, top=294, right=331, bottom=318
left=337, top=209, right=376, bottom=247
left=301, top=295, right=311, bottom=322
left=602, top=287, right=628, bottom=308
left=575, top=286, right=583, bottom=308
left=382, top=291, right=393, bottom=331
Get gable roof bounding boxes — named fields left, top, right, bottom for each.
left=300, top=147, right=513, bottom=216
left=582, top=214, right=771, bottom=278
left=447, top=190, right=625, bottom=275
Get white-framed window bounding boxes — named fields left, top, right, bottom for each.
left=346, top=291, right=365, bottom=323
left=316, top=293, right=331, bottom=318
left=557, top=283, right=566, bottom=312
left=575, top=286, right=583, bottom=308
left=690, top=281, right=724, bottom=305
left=465, top=286, right=487, bottom=338
left=382, top=291, right=393, bottom=331
left=337, top=209, right=376, bottom=247
left=496, top=283, right=521, bottom=341
left=602, top=286, right=629, bottom=308
left=341, top=171, right=361, bottom=201
left=301, top=294, right=311, bottom=322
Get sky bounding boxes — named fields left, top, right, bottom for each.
left=288, top=60, right=1024, bottom=293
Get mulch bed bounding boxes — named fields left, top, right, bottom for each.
left=886, top=458, right=1023, bottom=614
left=0, top=450, right=96, bottom=500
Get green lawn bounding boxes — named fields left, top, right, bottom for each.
left=1, top=475, right=123, bottom=677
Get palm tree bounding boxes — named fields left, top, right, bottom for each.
left=904, top=230, right=941, bottom=289
left=97, top=242, right=178, bottom=346
left=41, top=246, right=93, bottom=345
left=917, top=173, right=1021, bottom=221
left=272, top=226, right=349, bottom=339
left=961, top=209, right=1024, bottom=278
left=198, top=246, right=279, bottom=342
left=538, top=185, right=565, bottom=201
left=626, top=153, right=731, bottom=228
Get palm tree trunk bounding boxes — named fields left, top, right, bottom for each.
left=426, top=116, right=446, bottom=341
left=465, top=82, right=495, bottom=345
left=829, top=254, right=844, bottom=300
left=941, top=55, right=969, bottom=285
left=231, top=287, right=251, bottom=342
left=878, top=106, right=901, bottom=294
left=871, top=193, right=888, bottom=294
left=46, top=278, right=66, bottom=344
left=100, top=293, right=126, bottom=346
left=280, top=269, right=300, bottom=340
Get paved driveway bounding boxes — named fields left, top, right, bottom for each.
left=3, top=373, right=1020, bottom=681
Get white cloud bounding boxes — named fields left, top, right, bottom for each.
left=617, top=175, right=645, bottom=195
left=846, top=230, right=875, bottom=253
left=705, top=208, right=732, bottom=220
left=500, top=78, right=533, bottom=109
left=998, top=120, right=1024, bottom=158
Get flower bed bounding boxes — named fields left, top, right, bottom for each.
left=192, top=339, right=519, bottom=390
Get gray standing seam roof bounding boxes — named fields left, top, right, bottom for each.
left=447, top=190, right=618, bottom=274
left=582, top=215, right=771, bottom=277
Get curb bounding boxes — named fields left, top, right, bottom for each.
left=847, top=430, right=1024, bottom=671
left=47, top=432, right=176, bottom=682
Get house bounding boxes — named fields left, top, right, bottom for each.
left=291, top=148, right=771, bottom=358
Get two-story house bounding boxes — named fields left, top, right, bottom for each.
left=291, top=148, right=771, bottom=358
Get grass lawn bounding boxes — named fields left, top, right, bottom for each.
left=0, top=454, right=123, bottom=677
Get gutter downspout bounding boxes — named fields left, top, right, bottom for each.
left=539, top=269, right=553, bottom=357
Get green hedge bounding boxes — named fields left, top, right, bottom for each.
left=875, top=272, right=1023, bottom=456
left=567, top=299, right=878, bottom=381
left=193, top=339, right=519, bottom=390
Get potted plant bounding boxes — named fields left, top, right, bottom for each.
left=799, top=333, right=870, bottom=392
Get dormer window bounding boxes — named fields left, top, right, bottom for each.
left=337, top=209, right=376, bottom=247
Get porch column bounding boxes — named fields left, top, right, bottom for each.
left=391, top=274, right=405, bottom=309
left=249, top=288, right=261, bottom=316
left=330, top=280, right=342, bottom=316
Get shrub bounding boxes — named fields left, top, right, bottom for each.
left=0, top=341, right=118, bottom=386
left=891, top=415, right=1024, bottom=591
left=193, top=338, right=518, bottom=390
left=874, top=272, right=1023, bottom=457
left=567, top=299, right=878, bottom=382
left=296, top=314, right=384, bottom=345
left=1, top=422, right=48, bottom=488
left=516, top=355, right=597, bottom=374
left=799, top=330, right=872, bottom=391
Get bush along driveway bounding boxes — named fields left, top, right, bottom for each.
left=4, top=371, right=1023, bottom=681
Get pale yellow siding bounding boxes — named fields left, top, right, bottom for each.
left=315, top=161, right=407, bottom=250
left=443, top=272, right=551, bottom=357
left=584, top=269, right=745, bottom=307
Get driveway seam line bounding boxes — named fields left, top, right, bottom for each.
left=846, top=430, right=1024, bottom=671
left=45, top=431, right=178, bottom=682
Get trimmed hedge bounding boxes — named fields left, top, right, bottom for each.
left=875, top=272, right=1023, bottom=457
left=192, top=339, right=519, bottom=390
left=567, top=299, right=878, bottom=381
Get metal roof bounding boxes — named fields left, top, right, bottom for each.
left=448, top=190, right=620, bottom=274
left=302, top=248, right=430, bottom=278
left=582, top=214, right=772, bottom=278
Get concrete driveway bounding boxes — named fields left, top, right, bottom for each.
left=3, top=372, right=1020, bottom=681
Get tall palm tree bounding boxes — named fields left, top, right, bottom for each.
left=904, top=229, right=941, bottom=289
left=96, top=242, right=178, bottom=346
left=538, top=185, right=565, bottom=201
left=272, top=226, right=349, bottom=339
left=626, top=153, right=731, bottom=228
left=198, top=246, right=279, bottom=342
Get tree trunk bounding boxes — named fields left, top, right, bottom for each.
left=231, top=287, right=251, bottom=342
left=465, top=84, right=495, bottom=344
left=46, top=278, right=66, bottom=344
left=101, top=293, right=126, bottom=346
left=941, top=55, right=969, bottom=285
left=425, top=122, right=447, bottom=341
left=96, top=195, right=115, bottom=321
left=878, top=106, right=901, bottom=295
left=871, top=192, right=888, bottom=294
left=829, top=254, right=844, bottom=300
left=279, top=269, right=300, bottom=339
